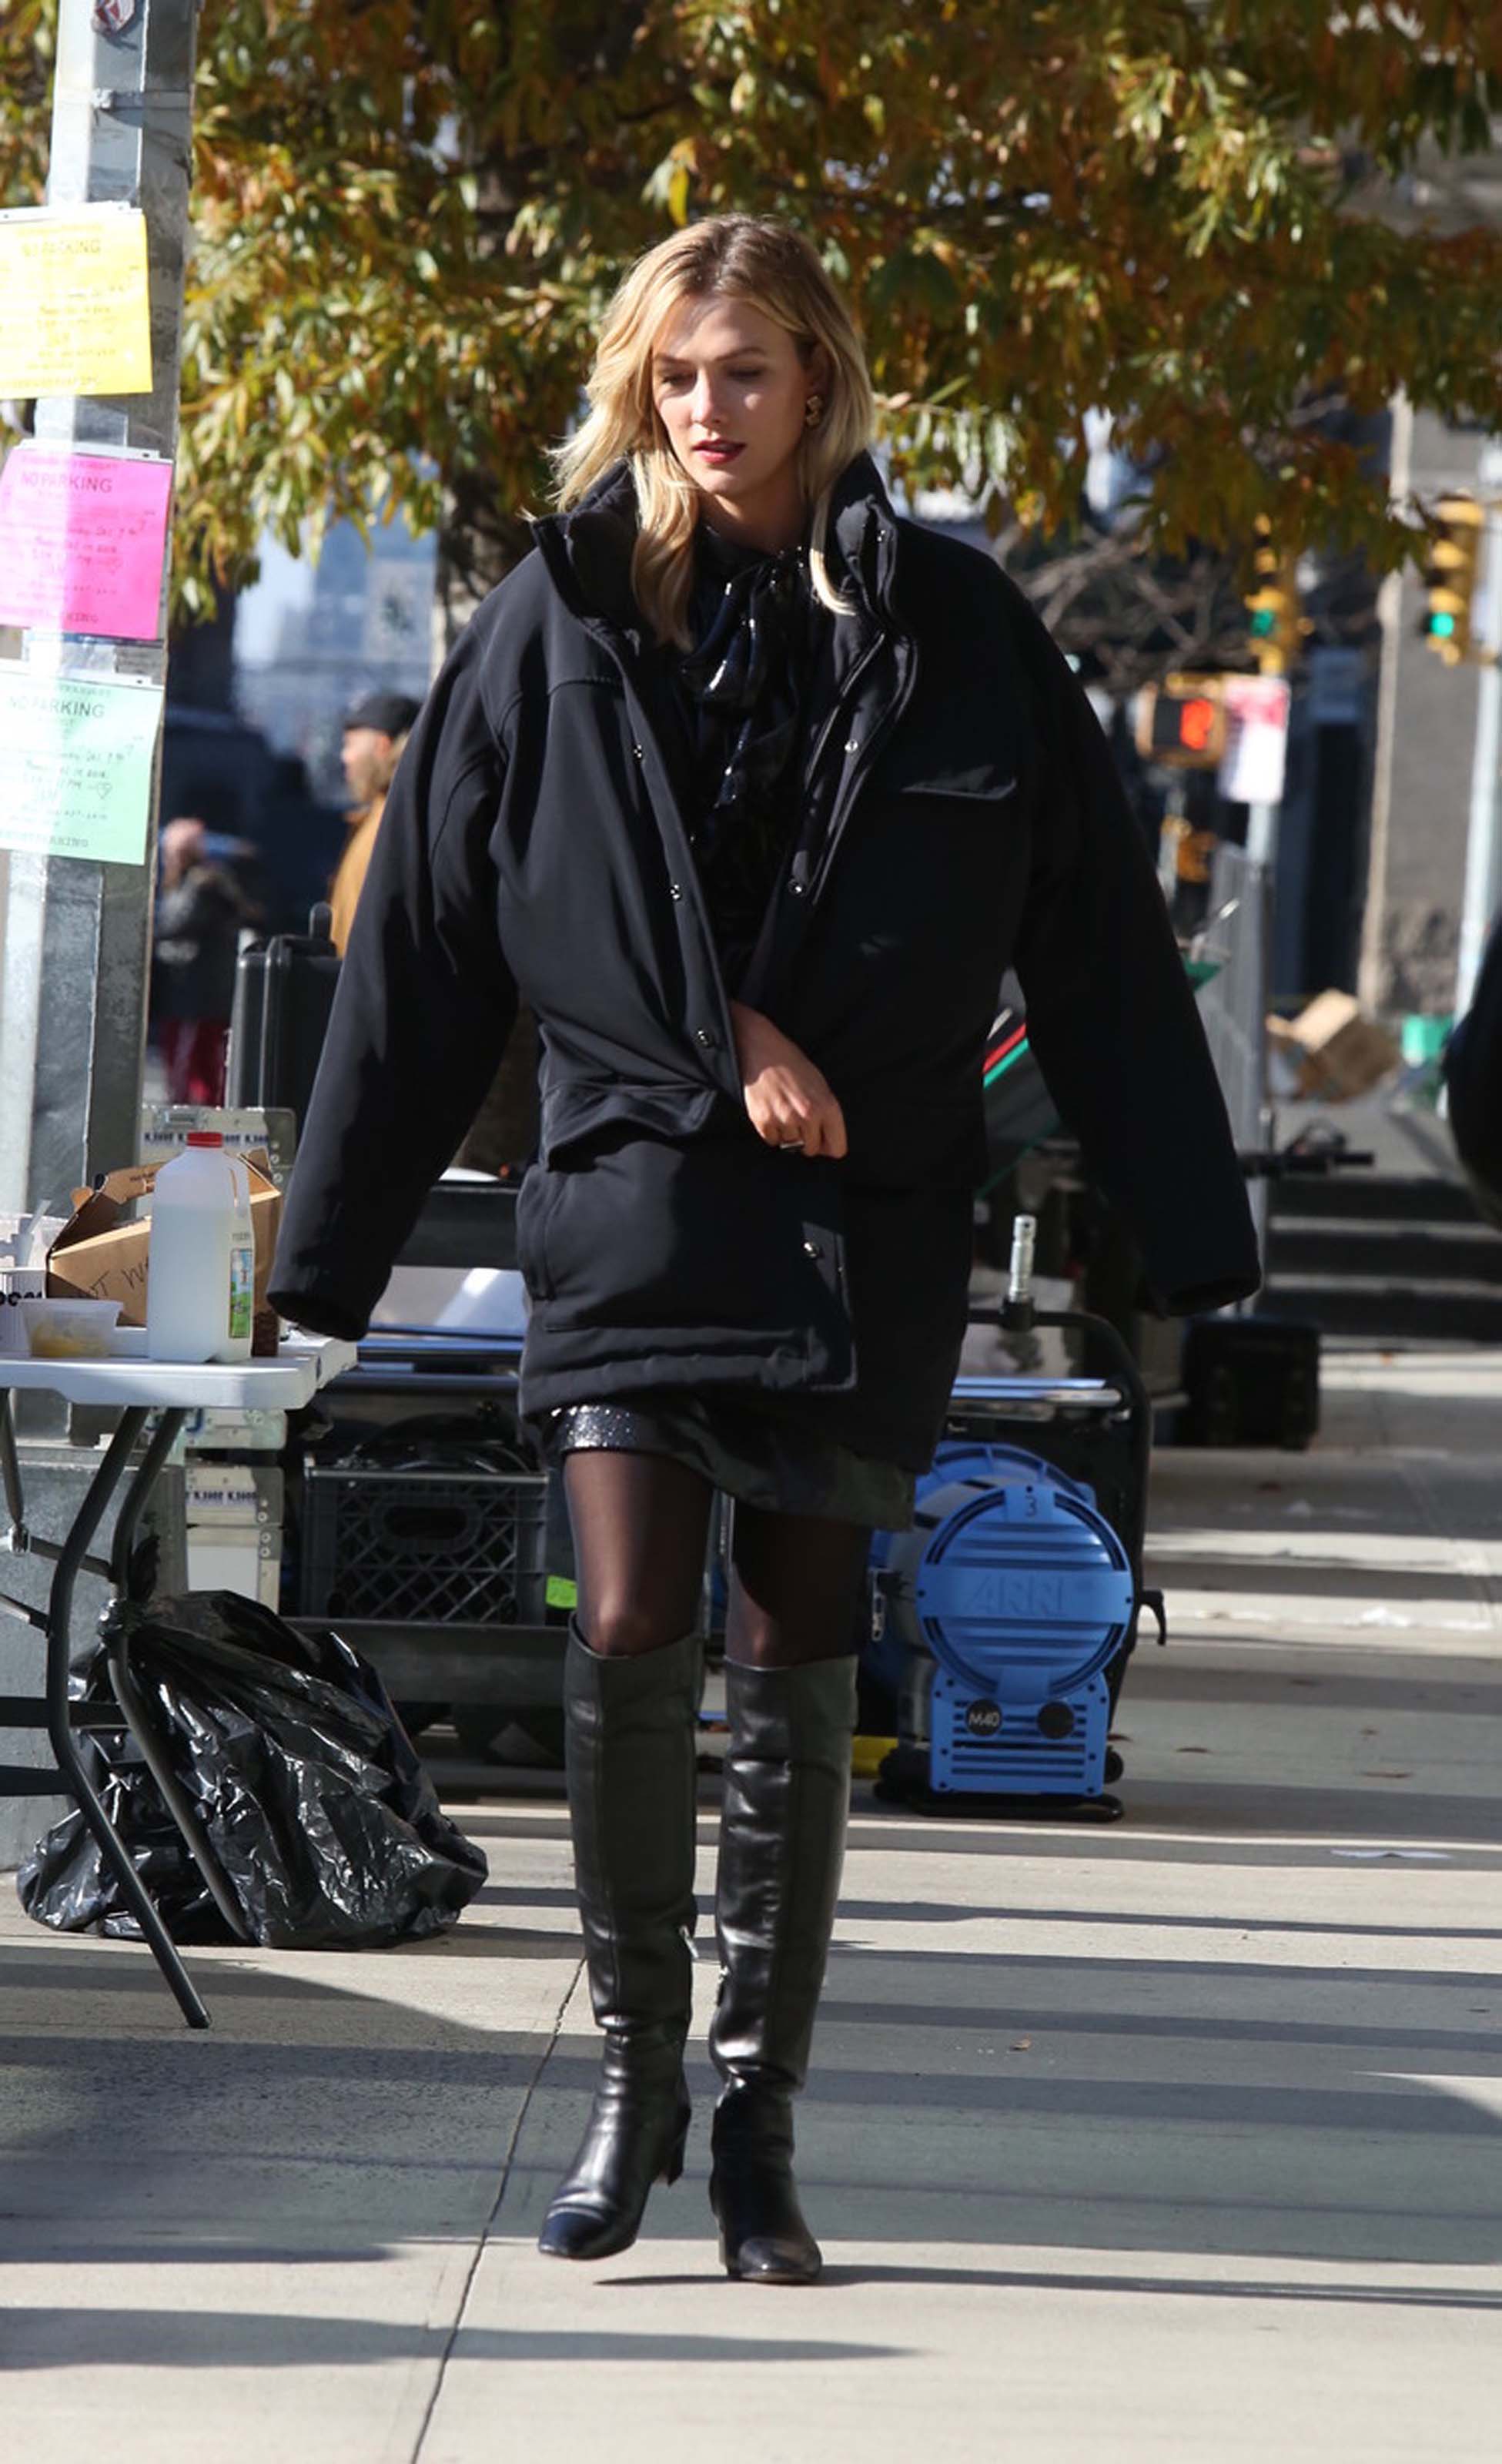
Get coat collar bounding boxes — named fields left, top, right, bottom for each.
left=530, top=450, right=904, bottom=643
left=824, top=450, right=903, bottom=630
left=530, top=459, right=642, bottom=637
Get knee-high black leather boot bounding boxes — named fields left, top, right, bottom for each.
left=708, top=1654, right=856, bottom=2285
left=537, top=1622, right=701, bottom=2261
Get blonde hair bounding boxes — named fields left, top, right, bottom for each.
left=551, top=216, right=875, bottom=646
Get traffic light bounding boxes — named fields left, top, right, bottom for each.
left=1245, top=517, right=1302, bottom=676
left=1419, top=494, right=1484, bottom=665
left=1134, top=674, right=1226, bottom=768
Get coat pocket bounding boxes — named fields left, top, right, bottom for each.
left=878, top=724, right=1019, bottom=805
left=891, top=772, right=1018, bottom=805
left=514, top=1163, right=562, bottom=1303
left=536, top=1130, right=851, bottom=1354
left=540, top=1076, right=722, bottom=1166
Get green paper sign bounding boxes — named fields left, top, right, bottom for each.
left=0, top=665, right=163, bottom=864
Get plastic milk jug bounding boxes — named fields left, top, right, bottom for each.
left=146, top=1132, right=255, bottom=1364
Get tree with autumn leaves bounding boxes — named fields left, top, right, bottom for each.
left=2, top=0, right=1500, bottom=665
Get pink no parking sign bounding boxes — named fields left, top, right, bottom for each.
left=0, top=442, right=172, bottom=640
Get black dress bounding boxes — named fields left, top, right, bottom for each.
left=544, top=524, right=917, bottom=1531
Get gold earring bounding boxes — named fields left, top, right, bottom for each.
left=804, top=393, right=824, bottom=429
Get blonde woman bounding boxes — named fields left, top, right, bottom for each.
left=271, top=216, right=1257, bottom=2280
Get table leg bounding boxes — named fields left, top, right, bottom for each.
left=0, top=1386, right=25, bottom=1536
left=44, top=1408, right=211, bottom=2030
left=109, top=1406, right=187, bottom=1597
left=104, top=1631, right=250, bottom=1946
left=95, top=1404, right=251, bottom=1942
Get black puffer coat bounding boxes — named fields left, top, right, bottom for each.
left=269, top=455, right=1259, bottom=1469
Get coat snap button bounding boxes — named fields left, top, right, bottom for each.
left=802, top=1239, right=823, bottom=1259
left=669, top=881, right=684, bottom=899
left=844, top=737, right=860, bottom=754
left=695, top=1028, right=717, bottom=1049
left=787, top=879, right=807, bottom=898
left=631, top=742, right=644, bottom=760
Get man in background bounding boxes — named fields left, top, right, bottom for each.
left=329, top=690, right=420, bottom=953
left=151, top=815, right=256, bottom=1103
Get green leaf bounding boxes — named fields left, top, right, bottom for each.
left=0, top=0, right=1491, bottom=624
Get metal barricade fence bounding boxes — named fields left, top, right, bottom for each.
left=1192, top=842, right=1273, bottom=1270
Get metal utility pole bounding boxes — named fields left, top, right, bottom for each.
left=1452, top=455, right=1502, bottom=1023
left=1245, top=797, right=1279, bottom=869
left=1356, top=393, right=1414, bottom=1015
left=1239, top=517, right=1303, bottom=875
left=0, top=0, right=199, bottom=1220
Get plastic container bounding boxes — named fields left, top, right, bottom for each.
left=0, top=1265, right=49, bottom=1359
left=1400, top=1012, right=1453, bottom=1069
left=18, top=1297, right=121, bottom=1361
left=146, top=1132, right=256, bottom=1364
left=221, top=1150, right=255, bottom=1364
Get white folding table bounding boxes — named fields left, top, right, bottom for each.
left=0, top=1338, right=356, bottom=2027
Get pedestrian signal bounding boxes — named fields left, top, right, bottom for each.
left=1419, top=495, right=1484, bottom=666
left=1134, top=675, right=1227, bottom=768
left=1245, top=518, right=1303, bottom=676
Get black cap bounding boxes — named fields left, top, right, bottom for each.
left=344, top=689, right=421, bottom=738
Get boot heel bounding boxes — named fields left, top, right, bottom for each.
left=661, top=2113, right=690, bottom=2187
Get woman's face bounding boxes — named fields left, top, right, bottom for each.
left=651, top=293, right=824, bottom=547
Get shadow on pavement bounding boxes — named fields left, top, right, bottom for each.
left=6, top=1921, right=1497, bottom=2279
left=619, top=2263, right=1502, bottom=2310
left=0, top=2311, right=897, bottom=2369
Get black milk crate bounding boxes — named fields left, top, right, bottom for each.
left=299, top=1461, right=550, bottom=1628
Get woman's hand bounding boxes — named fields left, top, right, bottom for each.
left=729, top=1001, right=848, bottom=1159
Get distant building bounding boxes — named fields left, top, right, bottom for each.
left=233, top=512, right=435, bottom=805
left=1363, top=409, right=1496, bottom=1015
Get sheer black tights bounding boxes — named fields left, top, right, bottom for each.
left=563, top=1450, right=868, bottom=1669
left=727, top=1491, right=871, bottom=1669
left=563, top=1451, right=710, bottom=1662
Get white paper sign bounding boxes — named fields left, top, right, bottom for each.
left=0, top=665, right=163, bottom=863
left=1217, top=675, right=1292, bottom=806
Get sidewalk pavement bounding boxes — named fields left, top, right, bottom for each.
left=2, top=1342, right=1500, bottom=2462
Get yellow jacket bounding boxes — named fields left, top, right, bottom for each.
left=327, top=794, right=385, bottom=955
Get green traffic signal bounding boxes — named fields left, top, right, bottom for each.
left=1419, top=494, right=1484, bottom=663
left=1245, top=517, right=1301, bottom=671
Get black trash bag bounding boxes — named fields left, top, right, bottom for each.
left=15, top=1686, right=229, bottom=1943
left=17, top=1592, right=487, bottom=1950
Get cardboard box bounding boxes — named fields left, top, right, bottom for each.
left=1266, top=993, right=1400, bottom=1102
left=46, top=1153, right=284, bottom=1353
